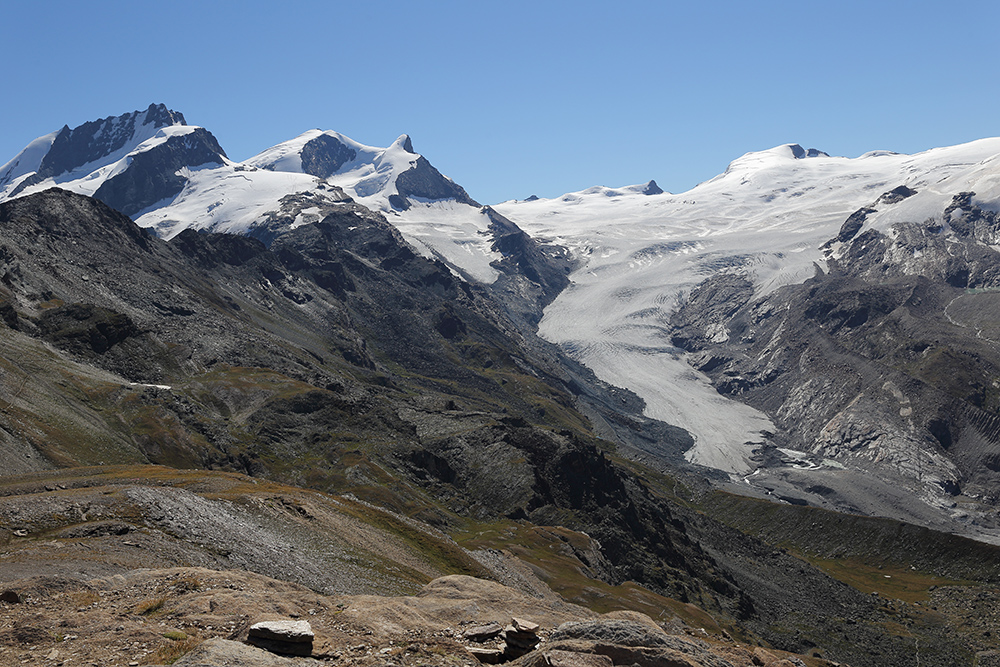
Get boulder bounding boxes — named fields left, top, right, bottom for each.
left=543, top=650, right=613, bottom=667
left=469, top=646, right=506, bottom=664
left=512, top=617, right=540, bottom=633
left=503, top=618, right=541, bottom=659
left=169, top=637, right=317, bottom=666
left=465, top=622, right=504, bottom=642
left=246, top=620, right=314, bottom=657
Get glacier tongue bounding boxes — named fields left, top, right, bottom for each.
left=495, top=138, right=1000, bottom=473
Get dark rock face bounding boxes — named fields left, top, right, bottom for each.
left=642, top=180, right=664, bottom=195
left=670, top=274, right=754, bottom=352
left=38, top=103, right=185, bottom=179
left=837, top=206, right=876, bottom=243
left=38, top=303, right=139, bottom=355
left=877, top=184, right=917, bottom=205
left=825, top=186, right=917, bottom=246
left=943, top=191, right=1000, bottom=244
left=789, top=144, right=829, bottom=159
left=395, top=156, right=479, bottom=207
left=298, top=134, right=357, bottom=178
left=93, top=128, right=226, bottom=216
left=482, top=206, right=573, bottom=326
left=387, top=193, right=411, bottom=211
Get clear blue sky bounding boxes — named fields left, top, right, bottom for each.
left=4, top=1, right=1000, bottom=204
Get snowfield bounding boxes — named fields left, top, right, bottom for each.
left=494, top=139, right=1000, bottom=474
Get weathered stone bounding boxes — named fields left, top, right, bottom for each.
left=247, top=620, right=314, bottom=656
left=173, top=637, right=308, bottom=666
left=468, top=647, right=505, bottom=664
left=248, top=620, right=314, bottom=643
left=512, top=617, right=540, bottom=633
left=544, top=649, right=613, bottom=667
left=505, top=624, right=541, bottom=651
left=464, top=622, right=504, bottom=642
left=551, top=619, right=669, bottom=647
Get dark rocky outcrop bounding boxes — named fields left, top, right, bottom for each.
left=298, top=133, right=357, bottom=178
left=395, top=156, right=479, bottom=207
left=483, top=206, right=573, bottom=324
left=93, top=127, right=227, bottom=216
left=836, top=206, right=875, bottom=243
left=641, top=180, right=664, bottom=195
left=877, top=184, right=917, bottom=205
left=37, top=103, right=185, bottom=180
left=789, top=144, right=829, bottom=159
left=38, top=303, right=140, bottom=355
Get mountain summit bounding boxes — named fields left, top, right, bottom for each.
left=0, top=105, right=505, bottom=285
left=0, top=103, right=227, bottom=217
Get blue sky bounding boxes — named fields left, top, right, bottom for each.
left=4, top=1, right=1000, bottom=203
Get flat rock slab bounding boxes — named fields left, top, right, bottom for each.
left=164, top=638, right=322, bottom=666
left=468, top=647, right=505, bottom=664
left=512, top=617, right=540, bottom=633
left=544, top=650, right=613, bottom=667
left=248, top=620, right=314, bottom=643
left=464, top=622, right=504, bottom=642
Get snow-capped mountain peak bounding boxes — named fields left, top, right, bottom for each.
left=0, top=105, right=505, bottom=285
left=39, top=102, right=188, bottom=179
left=0, top=104, right=226, bottom=215
left=0, top=103, right=186, bottom=191
left=246, top=129, right=469, bottom=211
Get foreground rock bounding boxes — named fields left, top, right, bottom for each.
left=502, top=617, right=541, bottom=660
left=516, top=616, right=762, bottom=667
left=464, top=622, right=504, bottom=642
left=157, top=637, right=322, bottom=666
left=0, top=564, right=848, bottom=667
left=247, top=620, right=314, bottom=656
